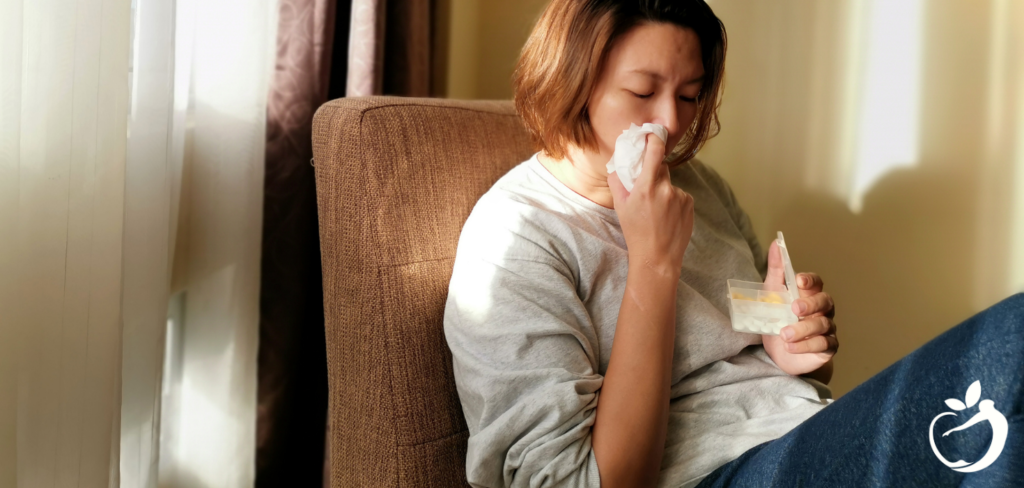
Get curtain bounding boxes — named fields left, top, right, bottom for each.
left=1, top=0, right=278, bottom=486
left=0, top=0, right=132, bottom=485
left=346, top=0, right=446, bottom=97
left=120, top=0, right=187, bottom=484
left=156, top=0, right=278, bottom=486
left=256, top=0, right=342, bottom=486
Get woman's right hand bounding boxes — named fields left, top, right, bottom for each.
left=608, top=133, right=694, bottom=280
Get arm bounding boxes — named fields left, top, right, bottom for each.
left=592, top=263, right=678, bottom=488
left=444, top=215, right=604, bottom=488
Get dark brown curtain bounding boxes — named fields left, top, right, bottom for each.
left=259, top=0, right=448, bottom=485
left=257, top=0, right=350, bottom=486
left=346, top=0, right=449, bottom=97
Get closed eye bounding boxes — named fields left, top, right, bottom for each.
left=631, top=91, right=697, bottom=102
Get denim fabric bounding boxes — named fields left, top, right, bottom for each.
left=694, top=293, right=1024, bottom=488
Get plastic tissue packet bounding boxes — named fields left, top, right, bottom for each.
left=605, top=122, right=668, bottom=192
left=727, top=231, right=799, bottom=335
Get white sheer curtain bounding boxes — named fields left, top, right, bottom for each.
left=1, top=0, right=131, bottom=485
left=1, top=0, right=277, bottom=486
left=155, top=0, right=277, bottom=485
left=120, top=0, right=184, bottom=484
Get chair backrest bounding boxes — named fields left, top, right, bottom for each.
left=312, top=96, right=536, bottom=487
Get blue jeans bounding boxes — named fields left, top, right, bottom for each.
left=695, top=293, right=1024, bottom=488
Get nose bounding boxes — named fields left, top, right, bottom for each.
left=649, top=98, right=681, bottom=142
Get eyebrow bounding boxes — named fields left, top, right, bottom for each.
left=627, top=69, right=705, bottom=84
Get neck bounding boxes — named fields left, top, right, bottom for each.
left=537, top=146, right=615, bottom=209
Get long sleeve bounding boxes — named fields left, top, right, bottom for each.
left=443, top=201, right=604, bottom=488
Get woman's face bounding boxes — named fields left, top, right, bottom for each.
left=587, top=22, right=705, bottom=163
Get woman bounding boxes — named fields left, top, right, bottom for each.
left=442, top=1, right=1023, bottom=487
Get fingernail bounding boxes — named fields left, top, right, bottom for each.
left=782, top=329, right=793, bottom=340
left=797, top=302, right=807, bottom=314
left=799, top=275, right=807, bottom=287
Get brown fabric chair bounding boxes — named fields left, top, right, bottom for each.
left=312, top=96, right=536, bottom=487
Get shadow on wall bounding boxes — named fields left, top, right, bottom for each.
left=771, top=164, right=979, bottom=399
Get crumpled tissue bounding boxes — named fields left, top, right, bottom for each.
left=605, top=122, right=668, bottom=192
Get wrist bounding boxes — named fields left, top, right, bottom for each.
left=628, top=255, right=681, bottom=284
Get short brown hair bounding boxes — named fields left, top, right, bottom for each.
left=513, top=0, right=727, bottom=167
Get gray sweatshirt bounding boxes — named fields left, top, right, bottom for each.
left=443, top=153, right=833, bottom=488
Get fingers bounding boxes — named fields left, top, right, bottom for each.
left=781, top=316, right=831, bottom=342
left=769, top=253, right=833, bottom=318
left=783, top=332, right=839, bottom=354
left=635, top=132, right=667, bottom=191
left=764, top=240, right=785, bottom=286
left=796, top=272, right=823, bottom=295
left=792, top=291, right=835, bottom=319
left=780, top=316, right=838, bottom=353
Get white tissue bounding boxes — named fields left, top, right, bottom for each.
left=605, top=123, right=668, bottom=192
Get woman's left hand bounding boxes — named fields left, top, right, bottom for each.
left=761, top=240, right=839, bottom=377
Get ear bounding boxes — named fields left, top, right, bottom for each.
left=764, top=239, right=785, bottom=286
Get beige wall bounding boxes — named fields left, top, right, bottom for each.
left=446, top=0, right=548, bottom=99
left=700, top=0, right=1024, bottom=398
left=445, top=0, right=1024, bottom=398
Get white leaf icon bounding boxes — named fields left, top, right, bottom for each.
left=965, top=380, right=981, bottom=408
left=945, top=398, right=967, bottom=411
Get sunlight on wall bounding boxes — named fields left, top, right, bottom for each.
left=973, top=0, right=1024, bottom=313
left=1011, top=53, right=1024, bottom=301
left=1003, top=0, right=1024, bottom=301
left=847, top=0, right=923, bottom=213
left=1012, top=124, right=1024, bottom=298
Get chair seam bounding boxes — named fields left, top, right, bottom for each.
left=320, top=99, right=518, bottom=127
left=377, top=264, right=402, bottom=488
left=360, top=102, right=517, bottom=118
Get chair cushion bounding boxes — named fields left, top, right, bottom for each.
left=312, top=96, right=535, bottom=486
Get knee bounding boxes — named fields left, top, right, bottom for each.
left=993, top=292, right=1024, bottom=315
